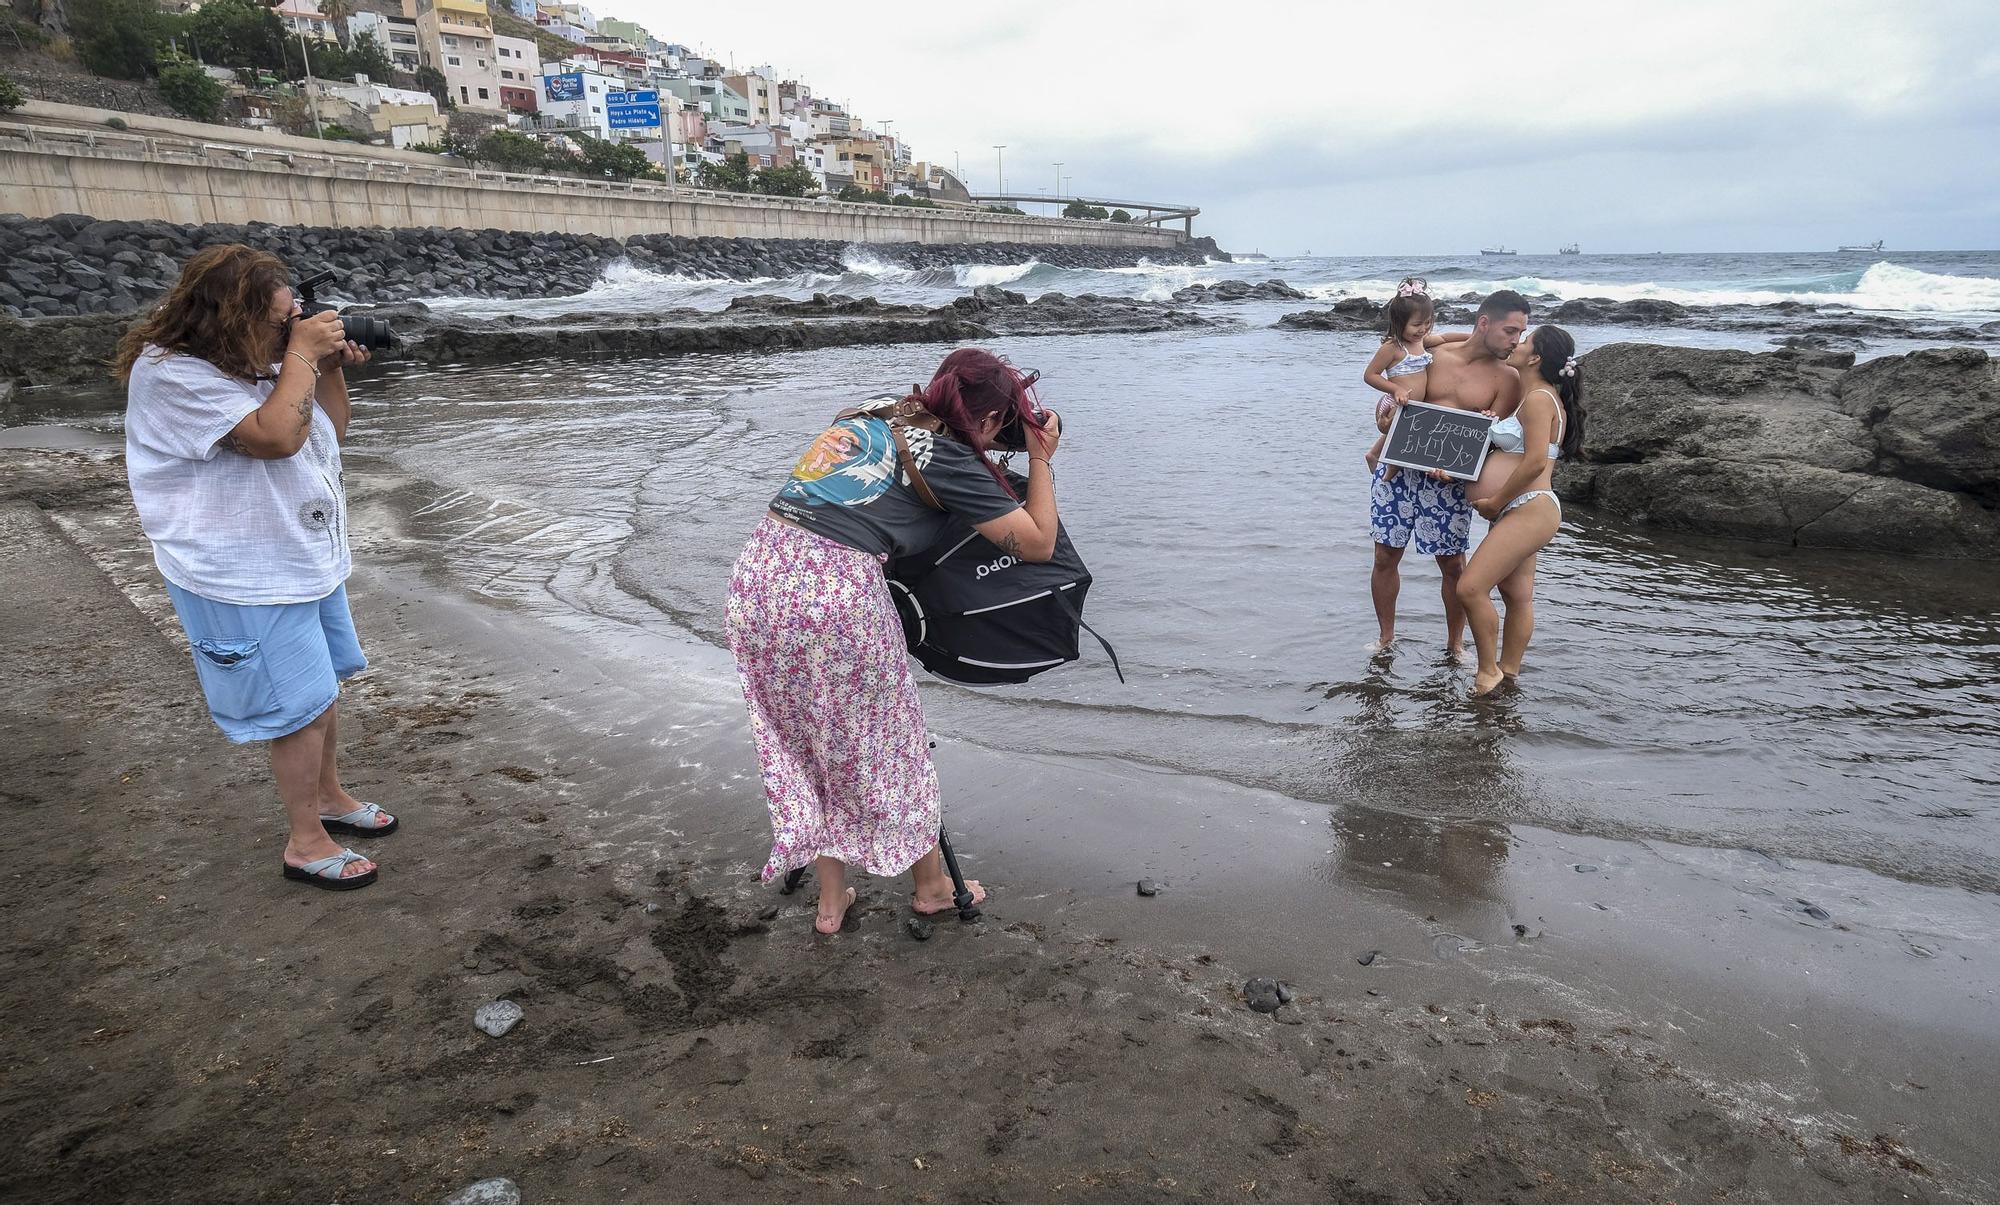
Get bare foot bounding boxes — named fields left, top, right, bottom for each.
left=1472, top=667, right=1507, bottom=696
left=1445, top=645, right=1467, bottom=666
left=1366, top=635, right=1395, bottom=655
left=815, top=886, right=856, bottom=935
left=912, top=879, right=986, bottom=915
left=1500, top=663, right=1523, bottom=679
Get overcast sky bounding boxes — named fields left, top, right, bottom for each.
left=624, top=0, right=2000, bottom=255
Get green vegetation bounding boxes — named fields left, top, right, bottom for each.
left=297, top=31, right=392, bottom=84
left=183, top=0, right=286, bottom=73
left=1063, top=200, right=1111, bottom=220
left=457, top=129, right=662, bottom=182
left=157, top=59, right=225, bottom=121
left=492, top=9, right=589, bottom=65
left=415, top=65, right=452, bottom=110
left=752, top=162, right=816, bottom=197
left=983, top=203, right=1026, bottom=216
left=1111, top=208, right=1133, bottom=223
left=70, top=0, right=173, bottom=79
left=698, top=153, right=818, bottom=197
left=836, top=183, right=892, bottom=204
left=890, top=194, right=937, bottom=208
left=470, top=128, right=548, bottom=172
left=318, top=123, right=370, bottom=142
left=0, top=70, right=23, bottom=113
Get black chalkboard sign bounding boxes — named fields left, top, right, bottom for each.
left=1379, top=402, right=1495, bottom=481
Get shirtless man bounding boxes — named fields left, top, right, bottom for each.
left=1368, top=289, right=1527, bottom=658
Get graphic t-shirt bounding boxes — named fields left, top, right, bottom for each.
left=124, top=347, right=351, bottom=605
left=769, top=398, right=1021, bottom=558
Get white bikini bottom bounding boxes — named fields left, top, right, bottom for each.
left=1500, top=489, right=1560, bottom=519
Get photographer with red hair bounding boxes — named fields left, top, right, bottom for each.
left=726, top=348, right=1062, bottom=934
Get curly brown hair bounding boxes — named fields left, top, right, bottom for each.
left=113, top=244, right=290, bottom=384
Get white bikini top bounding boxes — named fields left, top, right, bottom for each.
left=1489, top=389, right=1565, bottom=459
left=1383, top=349, right=1432, bottom=379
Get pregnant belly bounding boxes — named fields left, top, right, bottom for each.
left=1467, top=451, right=1522, bottom=504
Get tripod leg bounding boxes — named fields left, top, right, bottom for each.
left=938, top=830, right=980, bottom=922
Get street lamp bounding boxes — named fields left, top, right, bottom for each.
left=294, top=23, right=323, bottom=139
left=992, top=145, right=1005, bottom=198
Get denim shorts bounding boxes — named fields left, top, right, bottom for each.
left=163, top=581, right=368, bottom=744
left=1368, top=465, right=1472, bottom=557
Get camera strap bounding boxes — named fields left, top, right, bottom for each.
left=835, top=404, right=943, bottom=511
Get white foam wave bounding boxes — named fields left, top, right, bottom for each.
left=1307, top=262, right=2000, bottom=315
left=838, top=248, right=916, bottom=281
left=955, top=261, right=1038, bottom=287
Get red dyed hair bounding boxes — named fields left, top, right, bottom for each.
left=905, top=348, right=1046, bottom=496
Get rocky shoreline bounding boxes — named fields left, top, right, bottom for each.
left=1562, top=343, right=1999, bottom=557
left=0, top=214, right=1227, bottom=320
left=0, top=285, right=1220, bottom=388
left=1278, top=293, right=2000, bottom=348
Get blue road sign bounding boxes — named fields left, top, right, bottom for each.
left=606, top=89, right=661, bottom=129
left=544, top=72, right=583, bottom=101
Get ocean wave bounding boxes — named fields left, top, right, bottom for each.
left=955, top=261, right=1039, bottom=287
left=1303, top=262, right=2000, bottom=315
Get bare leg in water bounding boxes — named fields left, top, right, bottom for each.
left=1457, top=499, right=1560, bottom=695
left=1437, top=552, right=1467, bottom=662
left=1497, top=554, right=1538, bottom=677
left=1370, top=543, right=1405, bottom=650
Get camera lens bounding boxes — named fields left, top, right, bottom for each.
left=340, top=315, right=394, bottom=351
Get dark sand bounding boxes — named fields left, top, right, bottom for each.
left=1, top=447, right=1994, bottom=1203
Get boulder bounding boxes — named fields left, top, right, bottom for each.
left=1275, top=297, right=1386, bottom=332
left=1567, top=343, right=2000, bottom=558
left=1836, top=346, right=2000, bottom=503
left=1171, top=278, right=1307, bottom=303
left=1548, top=297, right=1693, bottom=325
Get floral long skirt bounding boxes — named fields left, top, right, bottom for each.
left=725, top=516, right=942, bottom=882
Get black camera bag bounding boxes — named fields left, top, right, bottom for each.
left=857, top=407, right=1120, bottom=687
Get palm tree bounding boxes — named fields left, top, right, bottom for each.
left=317, top=0, right=353, bottom=47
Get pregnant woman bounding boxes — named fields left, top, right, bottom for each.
left=1457, top=326, right=1584, bottom=696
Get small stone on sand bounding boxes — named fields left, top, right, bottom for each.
left=441, top=1177, right=520, bottom=1205
left=1244, top=977, right=1284, bottom=1013
left=1357, top=949, right=1381, bottom=966
left=1136, top=879, right=1159, bottom=897
left=904, top=916, right=933, bottom=942
left=473, top=1000, right=524, bottom=1038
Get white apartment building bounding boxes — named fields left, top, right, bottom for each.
left=494, top=35, right=541, bottom=111
left=274, top=0, right=334, bottom=42
left=348, top=11, right=422, bottom=73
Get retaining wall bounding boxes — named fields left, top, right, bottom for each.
left=0, top=102, right=1184, bottom=248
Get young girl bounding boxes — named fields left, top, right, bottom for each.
left=1361, top=278, right=1466, bottom=476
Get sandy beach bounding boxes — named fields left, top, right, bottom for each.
left=2, top=440, right=1995, bottom=1203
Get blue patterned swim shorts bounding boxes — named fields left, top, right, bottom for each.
left=1368, top=466, right=1472, bottom=557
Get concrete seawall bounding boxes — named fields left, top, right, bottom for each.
left=0, top=102, right=1185, bottom=248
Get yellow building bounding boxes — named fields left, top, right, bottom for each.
left=414, top=0, right=503, bottom=111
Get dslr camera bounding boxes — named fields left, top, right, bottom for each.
left=297, top=269, right=393, bottom=350
left=992, top=368, right=1059, bottom=452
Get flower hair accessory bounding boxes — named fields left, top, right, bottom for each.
left=1395, top=276, right=1428, bottom=298
left=1559, top=356, right=1578, bottom=378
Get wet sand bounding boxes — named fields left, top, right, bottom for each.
left=1, top=447, right=1995, bottom=1203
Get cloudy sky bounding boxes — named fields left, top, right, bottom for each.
left=625, top=0, right=2000, bottom=255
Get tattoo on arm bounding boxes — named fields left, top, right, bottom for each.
left=220, top=432, right=251, bottom=456
left=994, top=531, right=1023, bottom=558
left=292, top=387, right=314, bottom=433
